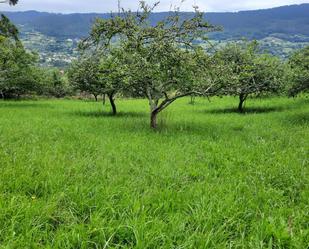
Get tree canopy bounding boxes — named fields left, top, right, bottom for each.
left=0, top=4, right=41, bottom=99
left=0, top=36, right=40, bottom=98
left=288, top=46, right=309, bottom=96
left=214, top=41, right=285, bottom=112
left=68, top=48, right=128, bottom=115
left=81, top=1, right=220, bottom=128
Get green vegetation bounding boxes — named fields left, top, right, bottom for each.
left=76, top=3, right=222, bottom=128
left=214, top=41, right=286, bottom=112
left=1, top=1, right=308, bottom=248
left=68, top=50, right=128, bottom=114
left=39, top=68, right=71, bottom=98
left=0, top=97, right=308, bottom=248
left=0, top=14, right=40, bottom=99
left=288, top=46, right=309, bottom=96
left=0, top=14, right=69, bottom=100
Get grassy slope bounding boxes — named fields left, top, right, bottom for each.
left=0, top=97, right=308, bottom=248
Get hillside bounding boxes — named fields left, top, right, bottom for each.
left=3, top=4, right=309, bottom=40
left=1, top=4, right=309, bottom=67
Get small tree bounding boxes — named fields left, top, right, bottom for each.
left=68, top=50, right=127, bottom=115
left=39, top=68, right=71, bottom=98
left=288, top=46, right=309, bottom=97
left=82, top=1, right=219, bottom=128
left=97, top=49, right=128, bottom=115
left=215, top=42, right=285, bottom=112
left=68, top=56, right=102, bottom=101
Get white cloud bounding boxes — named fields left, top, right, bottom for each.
left=1, top=0, right=309, bottom=13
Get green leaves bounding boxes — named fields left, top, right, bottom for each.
left=78, top=1, right=221, bottom=127
left=214, top=41, right=285, bottom=97
left=0, top=35, right=40, bottom=98
left=0, top=14, right=19, bottom=41
left=0, top=13, right=42, bottom=98
left=288, top=46, right=309, bottom=96
left=68, top=56, right=102, bottom=97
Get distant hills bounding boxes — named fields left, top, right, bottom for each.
left=2, top=4, right=309, bottom=41
left=1, top=4, right=309, bottom=67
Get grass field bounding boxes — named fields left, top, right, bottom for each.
left=0, top=97, right=308, bottom=248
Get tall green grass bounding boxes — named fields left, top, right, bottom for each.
left=0, top=97, right=308, bottom=248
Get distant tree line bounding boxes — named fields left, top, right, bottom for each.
left=0, top=1, right=308, bottom=128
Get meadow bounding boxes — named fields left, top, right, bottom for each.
left=0, top=97, right=308, bottom=248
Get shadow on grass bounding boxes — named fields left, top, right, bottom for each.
left=203, top=106, right=286, bottom=115
left=150, top=120, right=221, bottom=136
left=285, top=112, right=309, bottom=126
left=70, top=110, right=243, bottom=138
left=72, top=110, right=146, bottom=118
left=0, top=101, right=52, bottom=109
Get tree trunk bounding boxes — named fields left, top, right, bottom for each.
left=190, top=95, right=195, bottom=105
left=108, top=93, right=117, bottom=115
left=102, top=94, right=106, bottom=105
left=238, top=93, right=246, bottom=113
left=150, top=111, right=158, bottom=129
left=147, top=90, right=191, bottom=129
left=94, top=94, right=98, bottom=102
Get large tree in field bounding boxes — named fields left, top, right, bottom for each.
left=215, top=42, right=285, bottom=112
left=288, top=46, right=309, bottom=97
left=81, top=1, right=220, bottom=128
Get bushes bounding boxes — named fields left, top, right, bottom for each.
left=40, top=69, right=72, bottom=98
left=288, top=46, right=309, bottom=97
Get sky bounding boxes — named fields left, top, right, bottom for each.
left=1, top=0, right=309, bottom=13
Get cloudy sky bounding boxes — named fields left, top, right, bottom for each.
left=1, top=0, right=309, bottom=13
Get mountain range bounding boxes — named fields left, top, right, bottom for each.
left=1, top=4, right=309, bottom=67
left=2, top=4, right=309, bottom=41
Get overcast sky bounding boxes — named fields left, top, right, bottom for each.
left=1, top=0, right=309, bottom=13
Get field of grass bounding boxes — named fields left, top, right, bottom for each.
left=0, top=97, right=308, bottom=248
